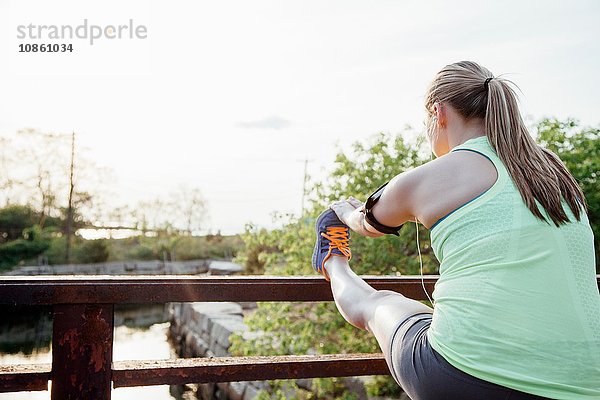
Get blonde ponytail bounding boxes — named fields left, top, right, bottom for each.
left=426, top=61, right=587, bottom=226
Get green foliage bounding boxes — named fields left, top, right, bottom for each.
left=37, top=233, right=243, bottom=265
left=1, top=223, right=242, bottom=267
left=106, top=233, right=243, bottom=262
left=43, top=236, right=108, bottom=264
left=0, top=225, right=49, bottom=270
left=0, top=205, right=36, bottom=242
left=365, top=375, right=403, bottom=397
left=536, top=118, right=600, bottom=270
left=74, top=239, right=110, bottom=263
left=309, top=131, right=439, bottom=277
left=43, top=236, right=68, bottom=264
left=0, top=204, right=61, bottom=243
left=234, top=224, right=280, bottom=275
left=309, top=130, right=429, bottom=207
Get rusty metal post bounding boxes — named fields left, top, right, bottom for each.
left=51, top=304, right=114, bottom=400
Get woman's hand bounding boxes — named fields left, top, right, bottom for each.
left=329, top=197, right=385, bottom=238
left=329, top=198, right=358, bottom=225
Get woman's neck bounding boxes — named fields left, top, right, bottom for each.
left=447, top=118, right=486, bottom=149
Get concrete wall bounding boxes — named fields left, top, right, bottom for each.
left=2, top=259, right=243, bottom=276
left=168, top=301, right=266, bottom=400
left=168, top=301, right=373, bottom=400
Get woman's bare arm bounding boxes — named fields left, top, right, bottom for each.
left=332, top=150, right=498, bottom=234
left=331, top=168, right=423, bottom=236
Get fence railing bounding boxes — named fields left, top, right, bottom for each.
left=0, top=274, right=598, bottom=399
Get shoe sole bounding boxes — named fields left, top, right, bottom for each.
left=311, top=208, right=333, bottom=274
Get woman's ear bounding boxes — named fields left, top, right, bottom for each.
left=434, top=102, right=446, bottom=128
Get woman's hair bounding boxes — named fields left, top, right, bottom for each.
left=424, top=60, right=587, bottom=226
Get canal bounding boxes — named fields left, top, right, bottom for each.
left=0, top=303, right=184, bottom=399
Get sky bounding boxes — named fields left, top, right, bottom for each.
left=0, top=0, right=598, bottom=235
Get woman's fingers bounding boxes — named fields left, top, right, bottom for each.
left=329, top=200, right=346, bottom=210
left=328, top=200, right=381, bottom=238
left=346, top=197, right=364, bottom=209
left=328, top=198, right=366, bottom=226
left=329, top=201, right=355, bottom=225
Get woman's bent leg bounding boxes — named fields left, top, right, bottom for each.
left=323, top=255, right=433, bottom=369
left=323, top=257, right=547, bottom=400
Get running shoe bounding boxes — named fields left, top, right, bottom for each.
left=311, top=209, right=352, bottom=281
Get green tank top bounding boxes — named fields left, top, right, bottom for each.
left=427, top=135, right=600, bottom=399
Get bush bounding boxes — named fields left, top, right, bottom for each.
left=74, top=239, right=109, bottom=263
left=0, top=226, right=49, bottom=270
left=106, top=234, right=244, bottom=262
left=0, top=205, right=62, bottom=243
left=0, top=205, right=37, bottom=242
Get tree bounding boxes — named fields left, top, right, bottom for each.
left=1, top=128, right=110, bottom=228
left=0, top=137, right=20, bottom=206
left=66, top=132, right=75, bottom=263
left=130, top=187, right=208, bottom=236
left=14, top=129, right=71, bottom=228
left=536, top=118, right=600, bottom=270
left=137, top=198, right=174, bottom=234
left=171, top=187, right=208, bottom=235
left=0, top=129, right=113, bottom=265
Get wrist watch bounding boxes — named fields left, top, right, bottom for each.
left=361, top=181, right=403, bottom=236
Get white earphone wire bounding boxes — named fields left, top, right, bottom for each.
left=415, top=218, right=435, bottom=307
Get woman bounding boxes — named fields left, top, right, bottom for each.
left=311, top=61, right=599, bottom=400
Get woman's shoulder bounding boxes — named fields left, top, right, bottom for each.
left=371, top=147, right=500, bottom=229
left=409, top=150, right=498, bottom=228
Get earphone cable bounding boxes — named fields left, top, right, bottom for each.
left=415, top=218, right=435, bottom=307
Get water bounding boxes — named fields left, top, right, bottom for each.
left=0, top=304, right=182, bottom=399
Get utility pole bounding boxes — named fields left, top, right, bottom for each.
left=297, top=158, right=313, bottom=218
left=65, top=132, right=75, bottom=264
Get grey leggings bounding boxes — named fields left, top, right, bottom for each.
left=388, top=313, right=549, bottom=400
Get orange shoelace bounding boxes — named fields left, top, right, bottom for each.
left=321, top=226, right=352, bottom=261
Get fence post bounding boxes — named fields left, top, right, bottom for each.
left=51, top=304, right=114, bottom=400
